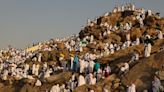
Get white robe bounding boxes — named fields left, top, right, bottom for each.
left=126, top=41, right=131, bottom=48
left=71, top=57, right=74, bottom=70
left=35, top=64, right=40, bottom=76
left=90, top=77, right=96, bottom=85
left=121, top=6, right=125, bottom=11
left=78, top=75, right=86, bottom=86
left=90, top=35, right=94, bottom=43
left=2, top=70, right=8, bottom=80
left=89, top=60, right=95, bottom=72
left=50, top=85, right=60, bottom=92
left=127, top=84, right=136, bottom=92
left=158, top=31, right=163, bottom=39
left=132, top=4, right=135, bottom=11
left=43, top=62, right=48, bottom=70
left=38, top=53, right=42, bottom=62
left=32, top=64, right=36, bottom=75
left=24, top=64, right=29, bottom=73
left=110, top=44, right=114, bottom=54
left=126, top=33, right=131, bottom=41
left=148, top=10, right=152, bottom=16
left=44, top=69, right=52, bottom=78
left=121, top=63, right=129, bottom=72
left=144, top=43, right=151, bottom=57
left=35, top=79, right=42, bottom=86
left=79, top=59, right=85, bottom=73
left=135, top=38, right=140, bottom=45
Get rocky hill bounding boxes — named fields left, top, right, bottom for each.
left=0, top=4, right=164, bottom=92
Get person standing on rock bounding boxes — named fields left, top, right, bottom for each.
left=152, top=75, right=161, bottom=92
left=157, top=30, right=163, bottom=39
left=104, top=64, right=111, bottom=77
left=50, top=84, right=60, bottom=92
left=73, top=54, right=79, bottom=72
left=127, top=82, right=136, bottom=92
left=88, top=60, right=95, bottom=73
left=93, top=59, right=100, bottom=73
left=144, top=35, right=153, bottom=57
left=78, top=73, right=86, bottom=87
left=79, top=59, right=85, bottom=73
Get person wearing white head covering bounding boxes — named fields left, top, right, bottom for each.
left=104, top=12, right=109, bottom=17
left=124, top=23, right=131, bottom=31
left=90, top=35, right=94, bottom=43
left=38, top=53, right=42, bottom=62
left=43, top=62, right=48, bottom=71
left=147, top=10, right=152, bottom=16
left=79, top=59, right=85, bottom=73
left=32, top=63, right=36, bottom=75
left=88, top=60, right=95, bottom=73
left=135, top=38, right=140, bottom=45
left=32, top=63, right=40, bottom=76
left=87, top=19, right=91, bottom=26
left=70, top=56, right=74, bottom=70
left=110, top=43, right=115, bottom=54
left=113, top=6, right=117, bottom=13
left=2, top=70, right=8, bottom=80
left=104, top=46, right=110, bottom=56
left=157, top=30, right=163, bottom=39
left=117, top=6, right=121, bottom=12
left=144, top=35, right=152, bottom=57
left=139, top=17, right=144, bottom=27
left=152, top=75, right=161, bottom=92
left=126, top=33, right=131, bottom=41
left=90, top=90, right=95, bottom=92
left=131, top=4, right=135, bottom=11
left=103, top=31, right=107, bottom=37
left=90, top=75, right=96, bottom=85
left=23, top=63, right=29, bottom=77
left=125, top=41, right=131, bottom=48
left=35, top=64, right=40, bottom=76
left=44, top=69, right=52, bottom=78
left=79, top=46, right=83, bottom=52
left=35, top=79, right=42, bottom=87
left=120, top=63, right=129, bottom=75
left=121, top=5, right=125, bottom=12
left=78, top=74, right=86, bottom=87
left=127, top=83, right=136, bottom=92
left=50, top=84, right=60, bottom=92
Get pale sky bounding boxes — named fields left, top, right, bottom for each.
left=0, top=0, right=164, bottom=49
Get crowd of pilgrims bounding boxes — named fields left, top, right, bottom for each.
left=0, top=3, right=163, bottom=92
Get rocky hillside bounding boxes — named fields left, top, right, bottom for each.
left=0, top=4, right=164, bottom=92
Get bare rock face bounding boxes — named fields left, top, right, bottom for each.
left=45, top=71, right=72, bottom=84
left=122, top=49, right=164, bottom=91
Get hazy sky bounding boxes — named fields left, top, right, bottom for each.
left=0, top=0, right=164, bottom=49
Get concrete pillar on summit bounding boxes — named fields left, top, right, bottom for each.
left=87, top=18, right=91, bottom=26
left=121, top=5, right=125, bottom=12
